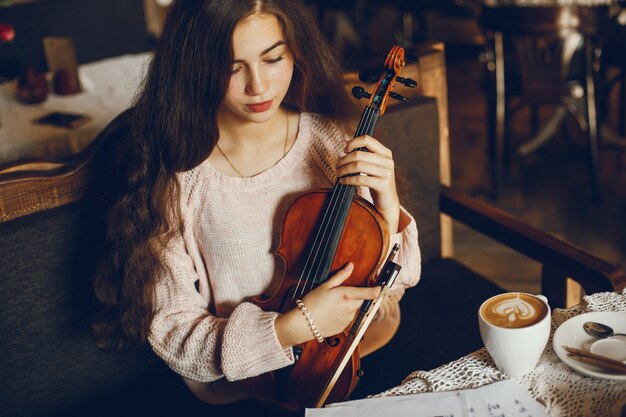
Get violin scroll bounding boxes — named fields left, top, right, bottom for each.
left=351, top=45, right=417, bottom=114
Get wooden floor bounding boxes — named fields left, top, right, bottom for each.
left=446, top=61, right=626, bottom=295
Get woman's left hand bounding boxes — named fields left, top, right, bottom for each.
left=337, top=135, right=400, bottom=234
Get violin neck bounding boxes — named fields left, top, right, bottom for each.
left=354, top=105, right=380, bottom=138
left=331, top=105, right=380, bottom=203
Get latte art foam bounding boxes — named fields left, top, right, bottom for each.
left=481, top=293, right=548, bottom=329
left=494, top=299, right=536, bottom=322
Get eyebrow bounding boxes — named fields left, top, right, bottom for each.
left=233, top=41, right=286, bottom=63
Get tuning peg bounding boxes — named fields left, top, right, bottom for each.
left=358, top=70, right=378, bottom=83
left=352, top=86, right=372, bottom=100
left=389, top=92, right=409, bottom=102
left=396, top=76, right=417, bottom=88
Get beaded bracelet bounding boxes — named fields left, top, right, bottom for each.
left=295, top=299, right=324, bottom=343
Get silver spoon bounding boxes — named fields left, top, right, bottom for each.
left=583, top=321, right=626, bottom=338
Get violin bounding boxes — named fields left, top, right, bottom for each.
left=240, top=45, right=416, bottom=410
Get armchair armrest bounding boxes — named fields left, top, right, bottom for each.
left=0, top=109, right=133, bottom=223
left=440, top=185, right=626, bottom=308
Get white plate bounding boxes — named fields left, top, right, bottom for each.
left=553, top=311, right=626, bottom=381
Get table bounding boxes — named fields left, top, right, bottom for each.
left=0, top=53, right=151, bottom=163
left=376, top=290, right=626, bottom=416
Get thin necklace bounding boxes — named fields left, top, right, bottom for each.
left=217, top=113, right=289, bottom=178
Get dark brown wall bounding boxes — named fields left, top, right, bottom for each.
left=0, top=0, right=151, bottom=77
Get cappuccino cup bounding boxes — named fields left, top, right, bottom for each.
left=478, top=292, right=551, bottom=376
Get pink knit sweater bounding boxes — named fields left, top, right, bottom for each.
left=148, top=113, right=421, bottom=388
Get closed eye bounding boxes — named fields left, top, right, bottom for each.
left=265, top=56, right=284, bottom=64
left=231, top=55, right=285, bottom=74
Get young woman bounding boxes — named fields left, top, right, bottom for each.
left=93, top=0, right=421, bottom=406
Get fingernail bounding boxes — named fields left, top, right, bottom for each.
left=347, top=262, right=354, bottom=269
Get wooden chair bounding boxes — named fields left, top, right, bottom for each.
left=1, top=99, right=624, bottom=415
left=480, top=5, right=614, bottom=200
left=601, top=22, right=626, bottom=142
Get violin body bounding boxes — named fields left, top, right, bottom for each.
left=242, top=189, right=389, bottom=409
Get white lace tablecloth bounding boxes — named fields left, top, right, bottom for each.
left=377, top=290, right=626, bottom=417
left=0, top=53, right=151, bottom=163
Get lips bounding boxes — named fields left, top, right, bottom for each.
left=246, top=100, right=273, bottom=113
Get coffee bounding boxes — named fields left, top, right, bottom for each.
left=480, top=293, right=548, bottom=329
left=479, top=293, right=551, bottom=376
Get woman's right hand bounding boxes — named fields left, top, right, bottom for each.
left=274, top=262, right=381, bottom=349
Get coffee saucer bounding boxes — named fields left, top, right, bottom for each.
left=553, top=311, right=626, bottom=381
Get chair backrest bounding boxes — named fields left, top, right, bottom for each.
left=480, top=5, right=611, bottom=102
left=0, top=96, right=442, bottom=416
left=378, top=96, right=441, bottom=263
left=0, top=110, right=160, bottom=417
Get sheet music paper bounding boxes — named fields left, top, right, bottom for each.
left=305, top=379, right=548, bottom=417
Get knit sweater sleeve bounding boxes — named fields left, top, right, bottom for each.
left=147, top=174, right=294, bottom=383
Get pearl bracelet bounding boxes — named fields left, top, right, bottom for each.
left=295, top=299, right=324, bottom=343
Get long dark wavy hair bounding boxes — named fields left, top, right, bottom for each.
left=92, top=0, right=358, bottom=351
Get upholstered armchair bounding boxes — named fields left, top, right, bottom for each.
left=1, top=98, right=623, bottom=416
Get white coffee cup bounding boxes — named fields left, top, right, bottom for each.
left=478, top=292, right=551, bottom=376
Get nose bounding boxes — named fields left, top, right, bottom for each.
left=246, top=66, right=268, bottom=96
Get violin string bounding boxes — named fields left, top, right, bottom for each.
left=304, top=107, right=374, bottom=290
left=293, top=143, right=365, bottom=301
left=292, top=165, right=351, bottom=300
left=301, top=184, right=346, bottom=297
left=291, top=184, right=343, bottom=301
left=303, top=183, right=349, bottom=295
left=303, top=106, right=376, bottom=293
left=304, top=108, right=372, bottom=292
left=294, top=107, right=375, bottom=300
left=299, top=106, right=376, bottom=297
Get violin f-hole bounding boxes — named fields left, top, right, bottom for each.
left=325, top=337, right=340, bottom=347
left=278, top=284, right=299, bottom=313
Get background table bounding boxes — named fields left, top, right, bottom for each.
left=0, top=53, right=151, bottom=163
left=376, top=290, right=626, bottom=416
